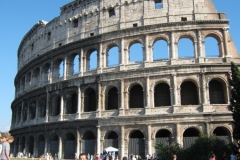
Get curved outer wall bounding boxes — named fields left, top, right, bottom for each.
left=11, top=0, right=240, bottom=158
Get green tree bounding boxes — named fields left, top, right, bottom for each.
left=155, top=143, right=182, bottom=160
left=155, top=135, right=231, bottom=160
left=229, top=61, right=240, bottom=158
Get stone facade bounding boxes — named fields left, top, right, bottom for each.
left=11, top=0, right=239, bottom=159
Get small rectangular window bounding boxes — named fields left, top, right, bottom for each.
left=59, top=43, right=62, bottom=47
left=90, top=33, right=94, bottom=36
left=155, top=0, right=163, bottom=9
left=73, top=19, right=78, bottom=28
left=133, top=23, right=138, bottom=27
left=109, top=8, right=116, bottom=17
left=181, top=17, right=187, bottom=21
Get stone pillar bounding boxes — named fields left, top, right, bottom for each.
left=120, top=38, right=125, bottom=70
left=144, top=35, right=150, bottom=67
left=97, top=126, right=101, bottom=154
left=119, top=79, right=125, bottom=116
left=145, top=77, right=151, bottom=115
left=120, top=126, right=125, bottom=157
left=97, top=43, right=103, bottom=73
left=201, top=72, right=207, bottom=105
left=119, top=0, right=125, bottom=29
left=197, top=30, right=203, bottom=57
left=76, top=129, right=80, bottom=157
left=172, top=74, right=179, bottom=112
left=63, top=56, right=67, bottom=80
left=96, top=82, right=102, bottom=118
left=49, top=61, right=53, bottom=84
left=77, top=85, right=81, bottom=119
left=223, top=28, right=230, bottom=57
left=170, top=32, right=176, bottom=59
left=175, top=124, right=180, bottom=145
left=20, top=101, right=24, bottom=123
left=33, top=140, right=37, bottom=158
left=80, top=49, right=84, bottom=76
left=147, top=125, right=152, bottom=155
left=59, top=95, right=64, bottom=121
left=205, top=122, right=210, bottom=136
left=194, top=41, right=198, bottom=58
left=45, top=90, right=49, bottom=122
left=58, top=136, right=62, bottom=159
left=36, top=100, right=39, bottom=120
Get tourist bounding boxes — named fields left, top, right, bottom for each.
left=122, top=157, right=127, bottom=160
left=209, top=153, right=216, bottom=160
left=39, top=154, right=44, bottom=160
left=0, top=134, right=3, bottom=158
left=1, top=134, right=11, bottom=160
left=173, top=154, right=177, bottom=160
left=230, top=153, right=236, bottom=160
left=95, top=154, right=101, bottom=160
left=79, top=153, right=88, bottom=160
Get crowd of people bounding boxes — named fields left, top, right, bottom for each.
left=0, top=133, right=14, bottom=160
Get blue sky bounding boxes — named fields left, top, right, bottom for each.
left=0, top=0, right=239, bottom=132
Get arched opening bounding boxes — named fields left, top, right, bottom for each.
left=65, top=92, right=78, bottom=114
left=213, top=127, right=231, bottom=144
left=154, top=83, right=171, bottom=107
left=26, top=72, right=31, bottom=85
left=82, top=131, right=96, bottom=155
left=128, top=130, right=145, bottom=158
left=15, top=138, right=20, bottom=154
left=51, top=95, right=61, bottom=116
left=49, top=133, right=59, bottom=156
left=155, top=129, right=172, bottom=145
left=107, top=87, right=118, bottom=110
left=39, top=98, right=46, bottom=117
left=42, top=63, right=51, bottom=83
left=104, top=131, right=118, bottom=149
left=205, top=37, right=220, bottom=57
left=87, top=50, right=97, bottom=70
left=178, top=38, right=194, bottom=59
left=20, top=137, right=26, bottom=153
left=129, top=43, right=143, bottom=63
left=153, top=40, right=168, bottom=60
left=64, top=133, right=76, bottom=159
left=33, top=68, right=40, bottom=85
left=84, top=88, right=97, bottom=112
left=129, top=85, right=144, bottom=108
left=17, top=105, right=22, bottom=122
left=29, top=101, right=36, bottom=119
left=27, top=136, right=34, bottom=156
left=23, top=105, right=28, bottom=121
left=183, top=128, right=200, bottom=148
left=209, top=80, right=226, bottom=104
left=38, top=135, right=45, bottom=157
left=73, top=55, right=80, bottom=74
left=181, top=81, right=198, bottom=105
left=107, top=46, right=119, bottom=67
left=59, top=61, right=64, bottom=78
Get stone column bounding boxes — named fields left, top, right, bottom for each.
left=97, top=43, right=103, bottom=73
left=97, top=126, right=101, bottom=154
left=36, top=100, right=39, bottom=120
left=33, top=140, right=37, bottom=157
left=119, top=0, right=125, bottom=29
left=144, top=35, right=150, bottom=67
left=97, top=82, right=102, bottom=118
left=45, top=90, right=49, bottom=122
left=120, top=126, right=125, bottom=157
left=120, top=38, right=125, bottom=70
left=20, top=101, right=24, bottom=123
left=49, top=61, right=53, bottom=84
left=197, top=30, right=203, bottom=57
left=194, top=41, right=198, bottom=58
left=223, top=28, right=230, bottom=57
left=59, top=95, right=64, bottom=121
left=147, top=125, right=152, bottom=155
left=63, top=56, right=67, bottom=80
left=119, top=79, right=125, bottom=116
left=145, top=77, right=151, bottom=115
left=80, top=49, right=84, bottom=76
left=76, top=129, right=80, bottom=157
left=58, top=136, right=62, bottom=159
left=77, top=85, right=81, bottom=119
left=175, top=124, right=180, bottom=145
left=172, top=74, right=179, bottom=113
left=170, top=32, right=176, bottom=59
left=201, top=72, right=207, bottom=105
left=205, top=122, right=210, bottom=136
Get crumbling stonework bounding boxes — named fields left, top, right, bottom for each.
left=11, top=0, right=239, bottom=158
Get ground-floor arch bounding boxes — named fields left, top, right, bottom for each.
left=128, top=130, right=145, bottom=158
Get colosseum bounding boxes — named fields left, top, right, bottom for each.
left=10, top=0, right=239, bottom=159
